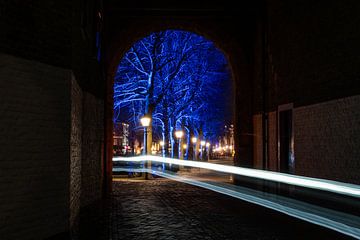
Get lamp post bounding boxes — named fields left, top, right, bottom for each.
left=183, top=144, right=187, bottom=159
left=140, top=115, right=151, bottom=179
left=200, top=140, right=206, bottom=161
left=175, top=130, right=184, bottom=159
left=159, top=140, right=165, bottom=157
left=206, top=142, right=210, bottom=161
left=191, top=137, right=197, bottom=160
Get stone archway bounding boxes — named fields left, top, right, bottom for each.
left=103, top=14, right=258, bottom=191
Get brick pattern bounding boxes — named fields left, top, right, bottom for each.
left=294, top=95, right=360, bottom=184
left=81, top=92, right=104, bottom=207
left=80, top=180, right=352, bottom=240
left=70, top=75, right=83, bottom=233
left=0, top=54, right=71, bottom=239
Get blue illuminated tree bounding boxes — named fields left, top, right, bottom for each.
left=114, top=30, right=231, bottom=157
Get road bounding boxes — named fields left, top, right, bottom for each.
left=80, top=179, right=354, bottom=240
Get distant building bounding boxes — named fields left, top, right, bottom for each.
left=113, top=122, right=129, bottom=155
left=219, top=124, right=234, bottom=147
left=216, top=124, right=235, bottom=157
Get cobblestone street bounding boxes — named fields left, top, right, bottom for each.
left=80, top=179, right=354, bottom=240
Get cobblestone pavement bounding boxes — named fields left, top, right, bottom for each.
left=80, top=179, right=354, bottom=240
left=177, top=167, right=233, bottom=183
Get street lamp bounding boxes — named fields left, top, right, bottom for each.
left=140, top=115, right=151, bottom=179
left=140, top=116, right=151, bottom=155
left=206, top=142, right=210, bottom=161
left=200, top=140, right=206, bottom=160
left=159, top=140, right=165, bottom=157
left=183, top=144, right=188, bottom=159
left=191, top=137, right=197, bottom=160
left=175, top=130, right=184, bottom=159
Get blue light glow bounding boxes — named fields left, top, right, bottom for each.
left=114, top=30, right=232, bottom=154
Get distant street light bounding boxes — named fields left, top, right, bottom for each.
left=175, top=130, right=184, bottom=139
left=175, top=130, right=184, bottom=159
left=140, top=115, right=151, bottom=179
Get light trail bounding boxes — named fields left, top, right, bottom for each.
left=114, top=167, right=360, bottom=239
left=113, top=155, right=360, bottom=198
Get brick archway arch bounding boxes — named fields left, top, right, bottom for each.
left=103, top=14, right=258, bottom=191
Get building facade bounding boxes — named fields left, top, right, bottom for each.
left=113, top=122, right=130, bottom=155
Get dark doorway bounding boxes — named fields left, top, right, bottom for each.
left=278, top=107, right=294, bottom=174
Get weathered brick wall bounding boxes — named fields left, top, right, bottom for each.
left=0, top=54, right=71, bottom=239
left=294, top=95, right=360, bottom=184
left=70, top=75, right=82, bottom=235
left=0, top=0, right=106, bottom=238
left=257, top=0, right=360, bottom=183
left=81, top=92, right=104, bottom=207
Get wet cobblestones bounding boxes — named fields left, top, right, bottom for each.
left=80, top=179, right=354, bottom=240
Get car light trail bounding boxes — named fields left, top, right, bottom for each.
left=114, top=167, right=360, bottom=239
left=113, top=155, right=360, bottom=198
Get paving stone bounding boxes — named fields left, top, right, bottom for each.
left=80, top=179, right=354, bottom=240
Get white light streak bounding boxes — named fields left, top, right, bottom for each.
left=113, top=155, right=360, bottom=198
left=114, top=167, right=360, bottom=239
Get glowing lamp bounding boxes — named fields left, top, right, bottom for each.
left=175, top=130, right=184, bottom=139
left=140, top=116, right=151, bottom=127
left=200, top=140, right=206, bottom=146
left=159, top=141, right=165, bottom=146
left=206, top=142, right=210, bottom=147
left=191, top=137, right=197, bottom=144
left=183, top=144, right=187, bottom=149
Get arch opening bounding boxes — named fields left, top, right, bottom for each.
left=111, top=29, right=235, bottom=178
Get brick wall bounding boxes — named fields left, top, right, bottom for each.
left=0, top=54, right=104, bottom=240
left=70, top=75, right=82, bottom=235
left=252, top=0, right=360, bottom=184
left=0, top=54, right=71, bottom=239
left=294, top=95, right=360, bottom=184
left=0, top=0, right=106, bottom=238
left=81, top=92, right=104, bottom=207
